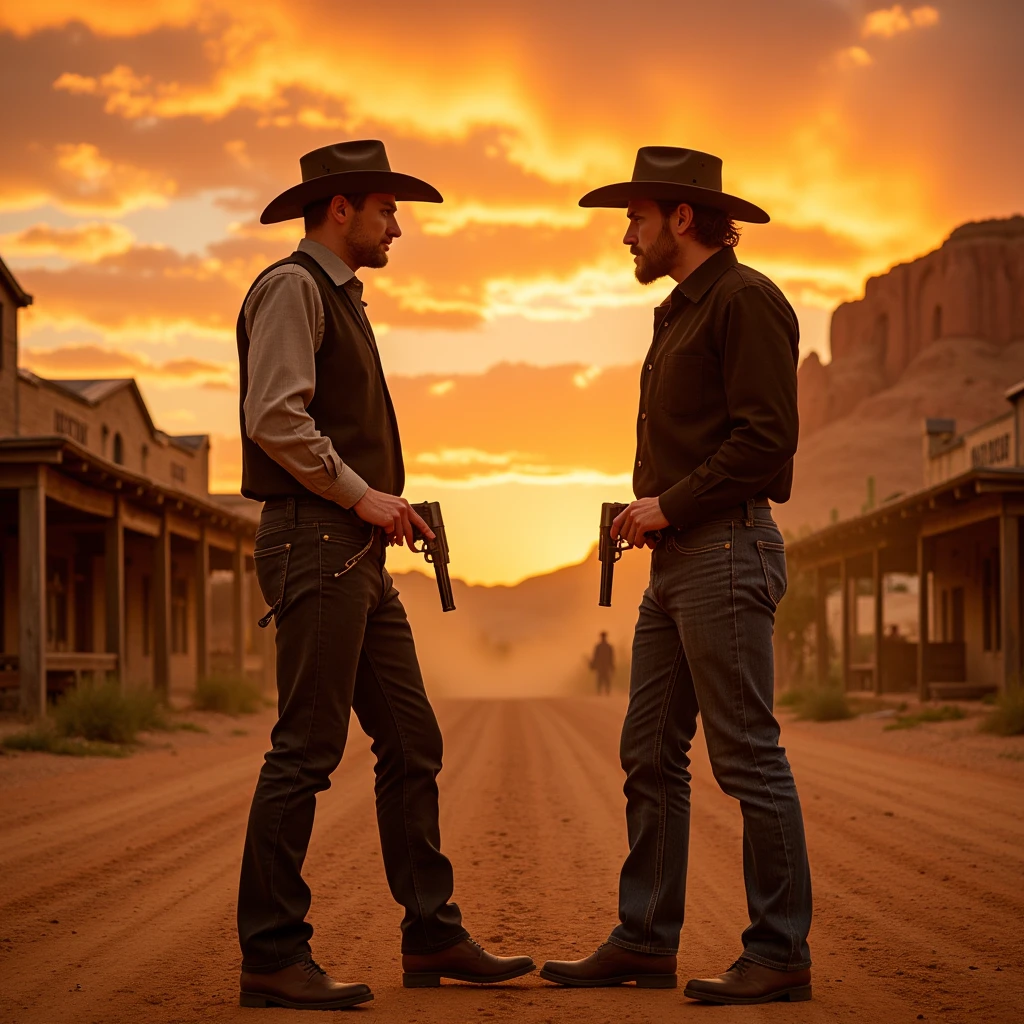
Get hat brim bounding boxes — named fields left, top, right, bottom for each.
left=261, top=171, right=443, bottom=224
left=578, top=181, right=769, bottom=223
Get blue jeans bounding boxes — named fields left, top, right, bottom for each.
left=609, top=507, right=812, bottom=970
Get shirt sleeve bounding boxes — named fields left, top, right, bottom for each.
left=243, top=267, right=369, bottom=508
left=658, top=283, right=799, bottom=526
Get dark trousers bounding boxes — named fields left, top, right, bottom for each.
left=609, top=507, right=812, bottom=970
left=237, top=497, right=467, bottom=971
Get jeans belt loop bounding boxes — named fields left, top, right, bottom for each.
left=286, top=496, right=296, bottom=528
left=745, top=498, right=755, bottom=528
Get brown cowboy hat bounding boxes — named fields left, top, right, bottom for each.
left=579, top=146, right=769, bottom=223
left=260, top=139, right=442, bottom=224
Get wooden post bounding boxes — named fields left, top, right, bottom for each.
left=195, top=527, right=210, bottom=683
left=232, top=536, right=245, bottom=677
left=18, top=470, right=47, bottom=717
left=917, top=534, right=930, bottom=701
left=815, top=565, right=830, bottom=688
left=1000, top=511, right=1022, bottom=691
left=873, top=547, right=884, bottom=695
left=104, top=498, right=125, bottom=687
left=839, top=556, right=850, bottom=693
left=153, top=513, right=172, bottom=697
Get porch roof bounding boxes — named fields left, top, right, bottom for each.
left=0, top=434, right=259, bottom=536
left=787, top=465, right=1024, bottom=567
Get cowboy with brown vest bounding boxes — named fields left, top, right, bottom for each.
left=540, top=148, right=814, bottom=1004
left=235, top=141, right=534, bottom=1010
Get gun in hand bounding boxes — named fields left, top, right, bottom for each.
left=410, top=501, right=455, bottom=612
left=599, top=501, right=633, bottom=607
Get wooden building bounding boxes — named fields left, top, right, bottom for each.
left=787, top=382, right=1024, bottom=699
left=0, top=254, right=268, bottom=716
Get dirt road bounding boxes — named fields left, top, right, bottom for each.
left=1, top=699, right=1021, bottom=1023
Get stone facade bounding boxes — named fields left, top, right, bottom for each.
left=799, top=216, right=1024, bottom=435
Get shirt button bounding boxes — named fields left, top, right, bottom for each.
left=641, top=412, right=647, bottom=420
left=647, top=363, right=653, bottom=371
left=637, top=459, right=643, bottom=467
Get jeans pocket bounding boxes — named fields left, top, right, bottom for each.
left=253, top=542, right=292, bottom=627
left=756, top=540, right=788, bottom=608
left=321, top=529, right=376, bottom=579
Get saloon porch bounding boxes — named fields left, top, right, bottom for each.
left=0, top=436, right=268, bottom=716
left=787, top=467, right=1024, bottom=699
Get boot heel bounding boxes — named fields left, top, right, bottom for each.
left=403, top=973, right=442, bottom=988
left=636, top=974, right=677, bottom=989
left=239, top=992, right=271, bottom=1007
left=786, top=985, right=812, bottom=1002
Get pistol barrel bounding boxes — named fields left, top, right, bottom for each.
left=410, top=501, right=456, bottom=613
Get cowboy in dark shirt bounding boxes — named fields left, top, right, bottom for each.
left=590, top=632, right=615, bottom=694
left=541, top=148, right=813, bottom=1005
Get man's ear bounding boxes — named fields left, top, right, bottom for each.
left=330, top=195, right=349, bottom=223
left=674, top=203, right=695, bottom=236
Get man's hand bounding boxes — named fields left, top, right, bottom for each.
left=611, top=497, right=670, bottom=549
left=353, top=488, right=435, bottom=547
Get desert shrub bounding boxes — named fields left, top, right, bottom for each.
left=979, top=689, right=1024, bottom=737
left=885, top=704, right=966, bottom=731
left=776, top=688, right=806, bottom=708
left=796, top=687, right=853, bottom=722
left=194, top=674, right=263, bottom=715
left=54, top=682, right=166, bottom=744
left=2, top=725, right=129, bottom=757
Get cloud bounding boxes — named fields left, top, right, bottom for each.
left=836, top=45, right=874, bottom=69
left=0, top=221, right=135, bottom=260
left=862, top=5, right=940, bottom=40
left=21, top=342, right=230, bottom=381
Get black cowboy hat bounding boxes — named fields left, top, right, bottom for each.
left=260, top=139, right=442, bottom=224
left=579, top=146, right=769, bottom=223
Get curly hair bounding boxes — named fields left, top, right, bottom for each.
left=656, top=200, right=740, bottom=248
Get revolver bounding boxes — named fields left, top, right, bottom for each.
left=410, top=501, right=456, bottom=612
left=598, top=501, right=633, bottom=607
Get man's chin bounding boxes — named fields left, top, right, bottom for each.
left=634, top=262, right=666, bottom=285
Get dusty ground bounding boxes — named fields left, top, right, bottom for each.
left=1, top=699, right=1022, bottom=1024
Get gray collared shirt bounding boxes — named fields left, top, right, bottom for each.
left=243, top=237, right=370, bottom=507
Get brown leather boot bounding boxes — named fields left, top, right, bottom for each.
left=239, top=957, right=373, bottom=1009
left=402, top=937, right=535, bottom=987
left=684, top=958, right=811, bottom=1004
left=540, top=942, right=677, bottom=988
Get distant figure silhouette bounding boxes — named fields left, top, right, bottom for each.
left=590, top=632, right=615, bottom=695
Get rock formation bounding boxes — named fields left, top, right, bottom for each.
left=799, top=216, right=1024, bottom=435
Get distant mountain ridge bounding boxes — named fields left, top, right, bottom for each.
left=394, top=545, right=651, bottom=698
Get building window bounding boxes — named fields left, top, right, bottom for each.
left=113, top=432, right=124, bottom=465
left=171, top=462, right=187, bottom=484
left=983, top=556, right=1002, bottom=652
left=46, top=557, right=70, bottom=652
left=171, top=578, right=189, bottom=655
left=101, top=424, right=109, bottom=457
left=141, top=444, right=149, bottom=475
left=933, top=306, right=943, bottom=340
left=141, top=575, right=152, bottom=657
left=54, top=409, right=88, bottom=445
left=0, top=300, right=5, bottom=370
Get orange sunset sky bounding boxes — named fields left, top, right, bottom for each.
left=1, top=1, right=1022, bottom=583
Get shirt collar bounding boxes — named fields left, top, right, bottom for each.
left=676, top=246, right=738, bottom=304
left=297, top=237, right=356, bottom=287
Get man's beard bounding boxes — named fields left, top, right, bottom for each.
left=633, top=220, right=679, bottom=285
left=348, top=216, right=389, bottom=269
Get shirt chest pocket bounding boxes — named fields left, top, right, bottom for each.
left=659, top=353, right=705, bottom=416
